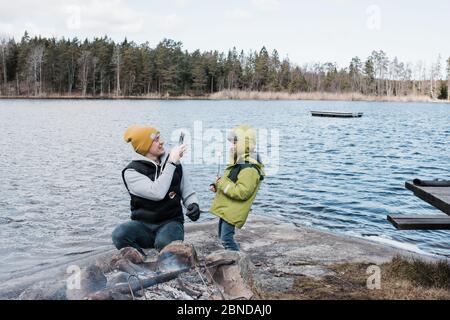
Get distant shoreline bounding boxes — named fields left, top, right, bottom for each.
left=1, top=90, right=449, bottom=104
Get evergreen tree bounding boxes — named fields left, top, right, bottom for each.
left=349, top=57, right=362, bottom=92
left=0, top=33, right=445, bottom=99
left=191, top=50, right=207, bottom=94
left=438, top=80, right=448, bottom=100
left=254, top=47, right=269, bottom=90
left=267, top=49, right=281, bottom=91
left=363, top=57, right=375, bottom=94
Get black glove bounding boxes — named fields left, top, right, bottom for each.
left=186, top=203, right=200, bottom=222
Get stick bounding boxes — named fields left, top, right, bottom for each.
left=87, top=259, right=235, bottom=300
left=87, top=266, right=192, bottom=300
left=217, top=151, right=222, bottom=176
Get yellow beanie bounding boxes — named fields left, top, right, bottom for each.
left=124, top=125, right=160, bottom=155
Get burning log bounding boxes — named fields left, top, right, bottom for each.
left=87, top=263, right=235, bottom=299
left=17, top=241, right=255, bottom=300
left=87, top=266, right=192, bottom=300
left=66, top=243, right=247, bottom=300
left=87, top=243, right=200, bottom=300
left=114, top=259, right=153, bottom=276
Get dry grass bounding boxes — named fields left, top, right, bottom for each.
left=0, top=93, right=209, bottom=100
left=2, top=90, right=443, bottom=103
left=386, top=255, right=450, bottom=290
left=209, top=90, right=438, bottom=103
left=254, top=255, right=450, bottom=300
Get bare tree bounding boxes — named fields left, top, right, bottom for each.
left=0, top=38, right=9, bottom=95
left=430, top=55, right=442, bottom=98
left=446, top=57, right=450, bottom=100
left=313, top=63, right=324, bottom=91
left=112, top=45, right=122, bottom=96
left=349, top=57, right=362, bottom=93
left=371, top=50, right=389, bottom=96
left=414, top=61, right=428, bottom=96
left=78, top=50, right=92, bottom=96
left=67, top=50, right=76, bottom=95
left=92, top=56, right=98, bottom=96
left=27, top=45, right=45, bottom=96
left=401, top=63, right=412, bottom=96
left=389, top=57, right=405, bottom=96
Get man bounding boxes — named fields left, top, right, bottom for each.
left=112, top=125, right=200, bottom=255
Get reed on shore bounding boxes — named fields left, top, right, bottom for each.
left=209, top=90, right=439, bottom=103
left=0, top=90, right=444, bottom=103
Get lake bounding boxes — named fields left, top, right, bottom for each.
left=0, top=99, right=449, bottom=281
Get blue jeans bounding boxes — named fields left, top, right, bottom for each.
left=218, top=218, right=239, bottom=251
left=112, top=219, right=184, bottom=254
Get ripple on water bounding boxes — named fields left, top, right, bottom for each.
left=1, top=99, right=449, bottom=277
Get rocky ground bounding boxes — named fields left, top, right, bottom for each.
left=2, top=216, right=449, bottom=300
left=187, top=216, right=450, bottom=300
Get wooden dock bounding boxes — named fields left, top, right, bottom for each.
left=311, top=111, right=363, bottom=118
left=388, top=181, right=450, bottom=230
left=405, top=181, right=450, bottom=215
left=387, top=215, right=450, bottom=230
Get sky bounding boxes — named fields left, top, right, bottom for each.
left=0, top=0, right=449, bottom=68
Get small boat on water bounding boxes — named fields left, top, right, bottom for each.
left=311, top=111, right=363, bottom=118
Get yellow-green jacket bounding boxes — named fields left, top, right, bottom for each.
left=209, top=154, right=264, bottom=229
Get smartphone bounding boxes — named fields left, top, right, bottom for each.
left=179, top=132, right=185, bottom=145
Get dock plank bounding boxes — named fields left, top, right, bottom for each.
left=310, top=111, right=363, bottom=118
left=405, top=181, right=450, bottom=215
left=387, top=215, right=450, bottom=230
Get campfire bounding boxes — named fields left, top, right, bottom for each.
left=64, top=242, right=254, bottom=300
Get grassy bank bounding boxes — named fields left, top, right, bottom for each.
left=0, top=94, right=209, bottom=100
left=1, top=90, right=448, bottom=103
left=255, top=255, right=450, bottom=300
left=209, top=90, right=443, bottom=103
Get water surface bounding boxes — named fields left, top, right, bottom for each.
left=0, top=99, right=449, bottom=281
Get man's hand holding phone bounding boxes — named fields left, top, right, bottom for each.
left=169, top=144, right=186, bottom=165
left=168, top=132, right=186, bottom=165
left=179, top=132, right=185, bottom=145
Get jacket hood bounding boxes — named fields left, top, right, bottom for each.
left=227, top=124, right=264, bottom=175
left=228, top=124, right=257, bottom=157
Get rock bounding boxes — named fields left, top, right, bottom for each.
left=66, top=264, right=107, bottom=300
left=205, top=250, right=254, bottom=300
left=109, top=247, right=144, bottom=269
left=18, top=281, right=66, bottom=300
left=252, top=270, right=295, bottom=294
left=157, top=241, right=198, bottom=273
left=6, top=216, right=440, bottom=300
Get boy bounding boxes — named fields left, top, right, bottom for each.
left=209, top=125, right=264, bottom=251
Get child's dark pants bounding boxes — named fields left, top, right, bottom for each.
left=218, top=218, right=239, bottom=251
